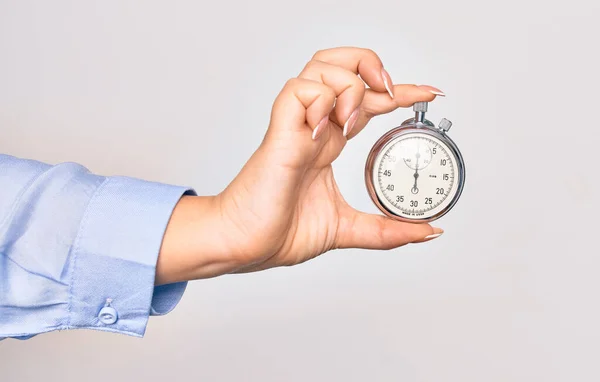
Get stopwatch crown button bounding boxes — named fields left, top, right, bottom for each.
left=413, top=102, right=428, bottom=112
left=439, top=118, right=452, bottom=132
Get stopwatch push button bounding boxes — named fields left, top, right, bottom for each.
left=413, top=102, right=428, bottom=112
left=439, top=118, right=452, bottom=132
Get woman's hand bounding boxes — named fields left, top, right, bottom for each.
left=156, top=47, right=446, bottom=284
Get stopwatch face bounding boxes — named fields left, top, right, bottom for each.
left=369, top=131, right=462, bottom=221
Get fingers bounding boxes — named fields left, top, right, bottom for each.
left=312, top=47, right=393, bottom=97
left=345, top=84, right=445, bottom=140
left=363, top=85, right=437, bottom=114
left=414, top=84, right=445, bottom=97
left=335, top=207, right=444, bottom=250
left=270, top=47, right=448, bottom=145
left=269, top=78, right=336, bottom=140
left=298, top=60, right=365, bottom=136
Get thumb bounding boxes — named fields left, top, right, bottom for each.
left=335, top=207, right=444, bottom=250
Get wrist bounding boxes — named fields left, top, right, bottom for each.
left=155, top=194, right=238, bottom=285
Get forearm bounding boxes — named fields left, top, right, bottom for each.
left=156, top=195, right=239, bottom=285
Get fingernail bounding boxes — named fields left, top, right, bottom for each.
left=381, top=68, right=394, bottom=98
left=424, top=232, right=443, bottom=240
left=423, top=228, right=444, bottom=241
left=416, top=84, right=446, bottom=97
left=312, top=115, right=329, bottom=140
left=343, top=108, right=360, bottom=137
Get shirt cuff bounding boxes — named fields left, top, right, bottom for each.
left=67, top=175, right=196, bottom=337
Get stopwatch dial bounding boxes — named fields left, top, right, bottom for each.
left=374, top=134, right=459, bottom=220
left=400, top=139, right=433, bottom=171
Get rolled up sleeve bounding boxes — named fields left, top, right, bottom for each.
left=0, top=154, right=195, bottom=339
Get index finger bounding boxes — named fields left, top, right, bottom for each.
left=345, top=84, right=442, bottom=140
left=312, top=47, right=394, bottom=98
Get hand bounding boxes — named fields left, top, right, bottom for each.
left=156, top=47, right=446, bottom=284
left=411, top=145, right=421, bottom=194
left=412, top=169, right=420, bottom=194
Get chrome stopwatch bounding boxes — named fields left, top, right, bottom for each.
left=365, top=101, right=465, bottom=223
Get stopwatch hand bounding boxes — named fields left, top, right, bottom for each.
left=412, top=153, right=420, bottom=194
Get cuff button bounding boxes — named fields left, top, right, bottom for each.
left=98, top=306, right=118, bottom=325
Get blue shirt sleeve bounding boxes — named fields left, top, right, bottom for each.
left=0, top=154, right=196, bottom=340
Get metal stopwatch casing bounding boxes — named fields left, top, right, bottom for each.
left=365, top=102, right=466, bottom=223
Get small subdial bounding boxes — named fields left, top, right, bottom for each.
left=401, top=141, right=433, bottom=171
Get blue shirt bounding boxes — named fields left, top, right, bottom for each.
left=0, top=154, right=195, bottom=340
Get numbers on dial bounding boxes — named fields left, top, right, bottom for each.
left=376, top=135, right=456, bottom=218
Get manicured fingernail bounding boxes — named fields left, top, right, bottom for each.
left=416, top=84, right=446, bottom=97
left=423, top=228, right=444, bottom=241
left=381, top=68, right=394, bottom=98
left=312, top=115, right=329, bottom=140
left=343, top=108, right=360, bottom=137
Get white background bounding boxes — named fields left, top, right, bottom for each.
left=1, top=1, right=599, bottom=381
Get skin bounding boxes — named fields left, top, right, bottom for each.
left=155, top=47, right=446, bottom=285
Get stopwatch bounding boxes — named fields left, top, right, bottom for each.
left=365, top=101, right=465, bottom=223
